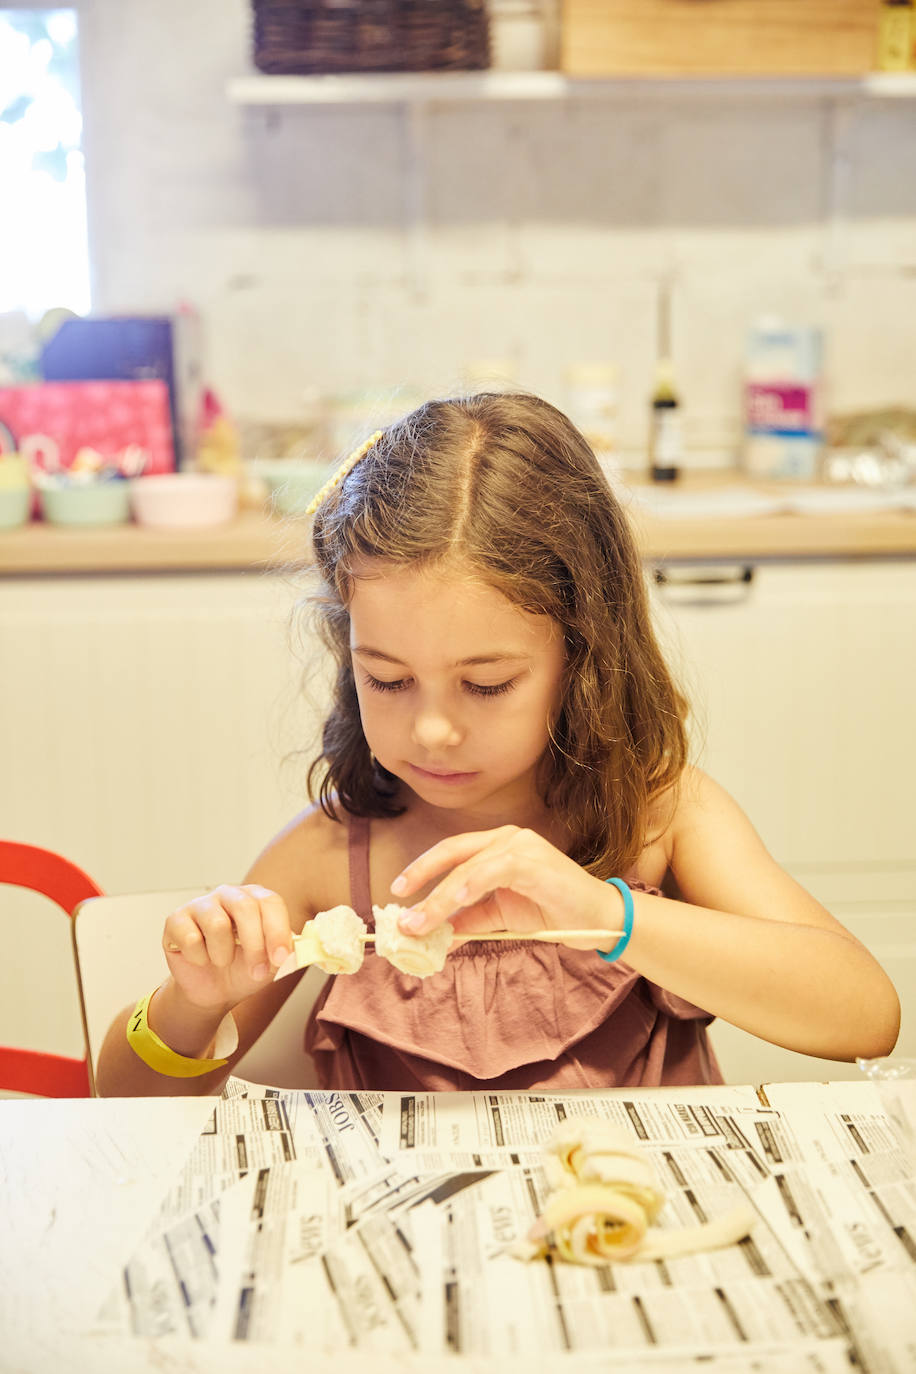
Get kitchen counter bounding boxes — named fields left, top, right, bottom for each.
left=1, top=480, right=914, bottom=573
left=2, top=1084, right=915, bottom=1371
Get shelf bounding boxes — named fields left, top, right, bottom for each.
left=227, top=70, right=916, bottom=106
left=4, top=489, right=916, bottom=575
left=229, top=71, right=570, bottom=104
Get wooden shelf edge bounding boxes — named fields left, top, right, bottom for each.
left=227, top=71, right=916, bottom=106
left=3, top=505, right=915, bottom=576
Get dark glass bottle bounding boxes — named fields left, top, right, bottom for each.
left=649, top=359, right=682, bottom=483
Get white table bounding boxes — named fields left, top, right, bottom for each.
left=1, top=1083, right=915, bottom=1374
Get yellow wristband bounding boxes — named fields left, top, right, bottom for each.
left=126, top=989, right=235, bottom=1078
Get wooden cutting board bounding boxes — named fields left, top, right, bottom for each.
left=560, top=0, right=882, bottom=76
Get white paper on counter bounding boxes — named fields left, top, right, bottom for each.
left=80, top=1080, right=915, bottom=1368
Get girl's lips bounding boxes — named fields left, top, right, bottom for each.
left=409, top=763, right=479, bottom=785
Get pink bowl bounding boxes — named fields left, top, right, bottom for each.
left=129, top=473, right=238, bottom=528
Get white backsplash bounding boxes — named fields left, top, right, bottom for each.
left=78, top=0, right=916, bottom=463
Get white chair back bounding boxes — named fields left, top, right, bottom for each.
left=71, top=891, right=327, bottom=1094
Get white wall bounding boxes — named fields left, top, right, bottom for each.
left=75, top=0, right=916, bottom=461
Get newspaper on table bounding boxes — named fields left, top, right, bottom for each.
left=95, top=1080, right=916, bottom=1371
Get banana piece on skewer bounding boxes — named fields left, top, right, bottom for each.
left=291, top=903, right=455, bottom=979
left=300, top=905, right=368, bottom=975
left=372, top=902, right=454, bottom=977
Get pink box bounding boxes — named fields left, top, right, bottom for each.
left=745, top=382, right=817, bottom=434
left=0, top=379, right=175, bottom=474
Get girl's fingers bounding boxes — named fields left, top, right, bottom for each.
left=215, top=885, right=280, bottom=976
left=243, top=885, right=293, bottom=966
left=401, top=824, right=560, bottom=934
left=397, top=831, right=611, bottom=941
left=163, top=885, right=292, bottom=980
left=164, top=908, right=211, bottom=966
left=193, top=889, right=251, bottom=969
left=439, top=891, right=517, bottom=936
left=407, top=857, right=517, bottom=933
left=390, top=826, right=521, bottom=899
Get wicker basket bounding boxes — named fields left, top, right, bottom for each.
left=252, top=0, right=490, bottom=75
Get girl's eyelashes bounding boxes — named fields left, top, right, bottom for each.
left=464, top=678, right=517, bottom=698
left=364, top=673, right=410, bottom=694
left=362, top=672, right=518, bottom=699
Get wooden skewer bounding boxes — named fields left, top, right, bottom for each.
left=354, top=928, right=625, bottom=946
left=167, top=928, right=625, bottom=954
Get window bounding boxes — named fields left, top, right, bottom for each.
left=0, top=8, right=89, bottom=318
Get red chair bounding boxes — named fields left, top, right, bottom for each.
left=0, top=840, right=104, bottom=1097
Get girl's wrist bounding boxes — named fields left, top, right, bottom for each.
left=588, top=876, right=636, bottom=958
left=147, top=980, right=236, bottom=1060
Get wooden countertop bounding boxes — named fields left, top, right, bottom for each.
left=1, top=483, right=914, bottom=574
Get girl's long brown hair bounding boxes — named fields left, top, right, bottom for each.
left=305, top=392, right=688, bottom=878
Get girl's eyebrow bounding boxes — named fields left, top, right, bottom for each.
left=352, top=645, right=529, bottom=667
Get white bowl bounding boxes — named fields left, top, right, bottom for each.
left=129, top=473, right=238, bottom=528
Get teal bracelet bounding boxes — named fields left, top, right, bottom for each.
left=597, top=878, right=634, bottom=962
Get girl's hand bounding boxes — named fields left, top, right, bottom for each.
left=162, top=885, right=294, bottom=1012
left=391, top=827, right=623, bottom=952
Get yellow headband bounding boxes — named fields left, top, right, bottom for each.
left=305, top=430, right=384, bottom=517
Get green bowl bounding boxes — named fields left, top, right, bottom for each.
left=259, top=462, right=338, bottom=517
left=41, top=481, right=130, bottom=527
left=0, top=486, right=31, bottom=530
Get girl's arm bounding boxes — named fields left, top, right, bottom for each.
left=624, top=770, right=900, bottom=1061
left=96, top=961, right=307, bottom=1097
left=393, top=770, right=901, bottom=1064
left=96, top=807, right=345, bottom=1096
left=95, top=885, right=302, bottom=1097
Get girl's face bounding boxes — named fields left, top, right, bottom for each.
left=348, top=560, right=566, bottom=821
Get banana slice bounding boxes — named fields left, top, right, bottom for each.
left=290, top=903, right=455, bottom=978
left=536, top=1183, right=650, bottom=1264
left=373, top=903, right=454, bottom=978
left=517, top=1117, right=756, bottom=1266
left=295, top=905, right=367, bottom=975
left=546, top=1120, right=664, bottom=1219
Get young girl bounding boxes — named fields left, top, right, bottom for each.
left=97, top=392, right=900, bottom=1096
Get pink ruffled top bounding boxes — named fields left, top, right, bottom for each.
left=305, top=816, right=722, bottom=1092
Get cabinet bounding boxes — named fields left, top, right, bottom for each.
left=649, top=558, right=916, bottom=902
left=0, top=572, right=321, bottom=893
left=650, top=557, right=916, bottom=1084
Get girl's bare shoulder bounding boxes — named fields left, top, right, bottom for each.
left=665, top=765, right=847, bottom=930
left=243, top=803, right=352, bottom=932
left=669, top=764, right=746, bottom=828
left=639, top=766, right=720, bottom=889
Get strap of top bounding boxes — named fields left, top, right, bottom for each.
left=347, top=814, right=373, bottom=924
